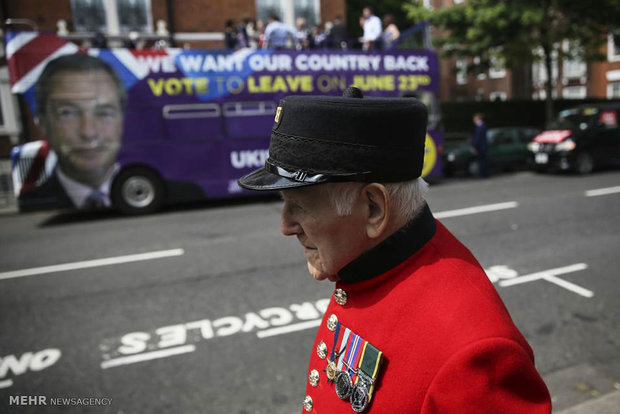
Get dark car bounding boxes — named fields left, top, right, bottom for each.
left=443, top=127, right=541, bottom=176
left=527, top=104, right=620, bottom=174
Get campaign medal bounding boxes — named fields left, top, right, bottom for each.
left=350, top=382, right=369, bottom=413
left=326, top=321, right=384, bottom=412
left=335, top=370, right=353, bottom=399
left=326, top=360, right=338, bottom=381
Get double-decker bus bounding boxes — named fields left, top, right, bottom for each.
left=7, top=29, right=442, bottom=214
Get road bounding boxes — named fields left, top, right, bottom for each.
left=1, top=170, right=619, bottom=413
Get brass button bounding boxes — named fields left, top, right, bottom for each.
left=316, top=341, right=327, bottom=359
left=334, top=288, right=348, bottom=306
left=309, top=369, right=320, bottom=387
left=327, top=314, right=338, bottom=331
left=303, top=395, right=313, bottom=412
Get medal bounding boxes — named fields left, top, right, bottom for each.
left=350, top=382, right=369, bottom=413
left=325, top=321, right=384, bottom=412
left=335, top=370, right=353, bottom=400
left=326, top=360, right=338, bottom=381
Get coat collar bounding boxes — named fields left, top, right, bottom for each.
left=337, top=203, right=436, bottom=283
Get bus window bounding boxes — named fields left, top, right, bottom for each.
left=223, top=101, right=277, bottom=139
left=162, top=103, right=222, bottom=141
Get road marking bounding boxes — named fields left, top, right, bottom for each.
left=257, top=319, right=322, bottom=339
left=499, top=263, right=592, bottom=297
left=100, top=345, right=196, bottom=369
left=585, top=186, right=620, bottom=197
left=0, top=379, right=14, bottom=389
left=0, top=248, right=185, bottom=281
left=434, top=201, right=518, bottom=219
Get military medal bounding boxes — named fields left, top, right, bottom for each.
left=350, top=382, right=369, bottom=413
left=325, top=321, right=384, bottom=412
left=325, top=360, right=338, bottom=381
left=335, top=370, right=353, bottom=399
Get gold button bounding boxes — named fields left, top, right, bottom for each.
left=316, top=341, right=327, bottom=359
left=303, top=395, right=313, bottom=412
left=309, top=369, right=320, bottom=387
left=327, top=314, right=338, bottom=331
left=334, top=288, right=348, bottom=306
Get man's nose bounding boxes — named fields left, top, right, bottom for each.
left=79, top=112, right=98, bottom=141
left=280, top=203, right=301, bottom=236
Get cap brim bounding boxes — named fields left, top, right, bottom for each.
left=238, top=168, right=318, bottom=191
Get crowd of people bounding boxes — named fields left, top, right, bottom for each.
left=223, top=7, right=400, bottom=51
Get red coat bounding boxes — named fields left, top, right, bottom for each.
left=301, top=206, right=551, bottom=413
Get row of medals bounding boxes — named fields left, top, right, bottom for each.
left=325, top=355, right=374, bottom=412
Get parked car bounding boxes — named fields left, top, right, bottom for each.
left=443, top=127, right=541, bottom=176
left=527, top=103, right=620, bottom=174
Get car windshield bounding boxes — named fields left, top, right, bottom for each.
left=549, top=108, right=598, bottom=130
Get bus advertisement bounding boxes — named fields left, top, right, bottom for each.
left=7, top=31, right=442, bottom=214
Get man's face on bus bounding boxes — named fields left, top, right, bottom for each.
left=41, top=69, right=123, bottom=186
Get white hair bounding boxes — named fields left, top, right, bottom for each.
left=324, top=178, right=429, bottom=220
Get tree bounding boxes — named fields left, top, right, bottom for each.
left=403, top=0, right=620, bottom=123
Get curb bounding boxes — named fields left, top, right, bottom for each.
left=556, top=390, right=620, bottom=414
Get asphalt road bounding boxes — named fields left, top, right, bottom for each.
left=1, top=170, right=619, bottom=414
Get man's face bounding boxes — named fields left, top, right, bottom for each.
left=363, top=8, right=371, bottom=18
left=41, top=69, right=123, bottom=186
left=280, top=184, right=369, bottom=282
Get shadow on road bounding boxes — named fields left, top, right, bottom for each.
left=38, top=193, right=281, bottom=227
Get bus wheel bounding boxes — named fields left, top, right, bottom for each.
left=112, top=168, right=164, bottom=215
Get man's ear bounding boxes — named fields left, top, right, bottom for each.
left=362, top=183, right=390, bottom=239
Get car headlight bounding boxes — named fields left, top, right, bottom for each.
left=527, top=142, right=540, bottom=152
left=555, top=139, right=576, bottom=152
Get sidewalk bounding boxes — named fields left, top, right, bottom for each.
left=544, top=363, right=620, bottom=414
left=556, top=389, right=620, bottom=414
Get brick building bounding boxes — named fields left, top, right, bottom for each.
left=1, top=0, right=345, bottom=48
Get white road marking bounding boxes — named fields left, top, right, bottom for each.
left=434, top=201, right=519, bottom=219
left=499, top=263, right=592, bottom=297
left=0, top=249, right=185, bottom=281
left=0, top=379, right=14, bottom=389
left=256, top=319, right=322, bottom=339
left=585, top=186, right=620, bottom=197
left=100, top=345, right=196, bottom=369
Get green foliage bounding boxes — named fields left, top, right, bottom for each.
left=403, top=0, right=620, bottom=72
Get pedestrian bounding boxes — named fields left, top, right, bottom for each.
left=329, top=15, right=348, bottom=49
left=236, top=17, right=250, bottom=48
left=245, top=17, right=259, bottom=48
left=256, top=20, right=266, bottom=49
left=381, top=14, right=400, bottom=49
left=295, top=17, right=311, bottom=50
left=224, top=19, right=238, bottom=50
left=238, top=87, right=551, bottom=413
left=264, top=14, right=296, bottom=49
left=360, top=7, right=382, bottom=50
left=472, top=112, right=489, bottom=177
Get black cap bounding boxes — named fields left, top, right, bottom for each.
left=238, top=87, right=428, bottom=191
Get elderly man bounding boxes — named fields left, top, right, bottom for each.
left=238, top=87, right=551, bottom=413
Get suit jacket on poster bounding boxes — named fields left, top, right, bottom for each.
left=302, top=205, right=551, bottom=414
left=18, top=172, right=75, bottom=212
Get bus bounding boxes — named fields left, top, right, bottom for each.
left=6, top=30, right=442, bottom=214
